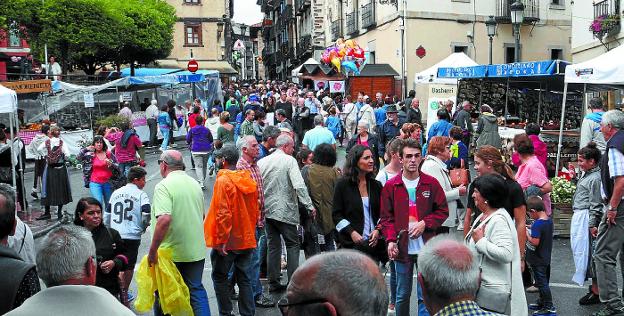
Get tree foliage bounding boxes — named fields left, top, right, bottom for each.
left=0, top=0, right=176, bottom=75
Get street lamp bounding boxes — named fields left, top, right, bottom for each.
left=510, top=0, right=525, bottom=63
left=485, top=15, right=497, bottom=65
left=240, top=25, right=248, bottom=80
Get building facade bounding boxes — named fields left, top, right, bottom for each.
left=0, top=29, right=31, bottom=81
left=571, top=0, right=622, bottom=108
left=232, top=23, right=256, bottom=80
left=322, top=0, right=572, bottom=94
left=159, top=0, right=237, bottom=75
left=258, top=0, right=296, bottom=80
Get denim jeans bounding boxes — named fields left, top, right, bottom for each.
left=390, top=261, right=397, bottom=305
left=160, top=127, right=170, bottom=150
left=89, top=181, right=112, bottom=212
left=154, top=259, right=210, bottom=316
left=531, top=264, right=553, bottom=308
left=119, top=161, right=137, bottom=177
left=251, top=227, right=267, bottom=298
left=395, top=256, right=429, bottom=316
left=211, top=249, right=255, bottom=316
left=147, top=118, right=157, bottom=147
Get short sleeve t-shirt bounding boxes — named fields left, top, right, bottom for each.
left=516, top=156, right=552, bottom=215
left=114, top=135, right=141, bottom=163
left=152, top=170, right=206, bottom=262
left=108, top=184, right=150, bottom=240
left=403, top=176, right=425, bottom=255
left=375, top=168, right=397, bottom=187
left=526, top=218, right=553, bottom=266
left=467, top=176, right=525, bottom=222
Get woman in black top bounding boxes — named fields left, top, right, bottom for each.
left=73, top=197, right=128, bottom=301
left=462, top=145, right=527, bottom=267
left=332, top=145, right=386, bottom=263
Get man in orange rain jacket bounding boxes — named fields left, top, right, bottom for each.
left=204, top=143, right=258, bottom=316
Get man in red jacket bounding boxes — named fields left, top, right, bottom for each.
left=379, top=138, right=449, bottom=316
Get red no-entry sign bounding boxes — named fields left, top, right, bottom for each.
left=187, top=59, right=199, bottom=73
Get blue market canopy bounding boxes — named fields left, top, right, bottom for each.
left=437, top=60, right=569, bottom=79
left=119, top=68, right=180, bottom=77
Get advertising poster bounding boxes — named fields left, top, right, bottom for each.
left=426, top=84, right=456, bottom=136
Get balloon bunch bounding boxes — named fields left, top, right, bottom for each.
left=321, top=38, right=366, bottom=76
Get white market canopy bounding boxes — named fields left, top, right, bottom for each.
left=0, top=84, right=18, bottom=114
left=565, top=44, right=624, bottom=85
left=414, top=52, right=478, bottom=85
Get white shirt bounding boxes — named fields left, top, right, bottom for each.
left=37, top=137, right=70, bottom=156
left=362, top=197, right=374, bottom=239
left=106, top=183, right=150, bottom=240
left=403, top=176, right=425, bottom=255
left=145, top=104, right=159, bottom=119
left=375, top=168, right=397, bottom=187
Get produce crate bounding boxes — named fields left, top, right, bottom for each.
left=552, top=203, right=573, bottom=237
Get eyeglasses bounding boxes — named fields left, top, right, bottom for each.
left=157, top=159, right=167, bottom=165
left=277, top=297, right=333, bottom=315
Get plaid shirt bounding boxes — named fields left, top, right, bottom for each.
left=237, top=157, right=265, bottom=227
left=434, top=300, right=500, bottom=316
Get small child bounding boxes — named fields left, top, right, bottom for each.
left=526, top=196, right=555, bottom=315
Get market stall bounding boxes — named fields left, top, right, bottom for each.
left=414, top=52, right=478, bottom=134
left=437, top=60, right=585, bottom=174
left=558, top=44, right=624, bottom=172
left=0, top=83, right=27, bottom=214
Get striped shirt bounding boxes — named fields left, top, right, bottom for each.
left=237, top=157, right=265, bottom=227
left=602, top=148, right=624, bottom=200
left=434, top=300, right=499, bottom=316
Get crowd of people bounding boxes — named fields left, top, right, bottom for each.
left=2, top=78, right=624, bottom=316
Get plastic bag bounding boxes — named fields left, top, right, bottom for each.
left=134, top=248, right=193, bottom=315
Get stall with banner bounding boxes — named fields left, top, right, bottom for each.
left=437, top=60, right=585, bottom=175
left=413, top=52, right=478, bottom=135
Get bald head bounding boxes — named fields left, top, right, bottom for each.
left=286, top=250, right=388, bottom=316
left=417, top=235, right=479, bottom=312
left=159, top=150, right=185, bottom=177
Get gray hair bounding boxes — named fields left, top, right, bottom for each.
left=151, top=99, right=158, bottom=106
left=602, top=110, right=624, bottom=129
left=37, top=225, right=96, bottom=286
left=313, top=115, right=324, bottom=126
left=357, top=120, right=370, bottom=130
left=275, top=108, right=286, bottom=117
left=417, top=235, right=480, bottom=301
left=275, top=134, right=293, bottom=148
left=217, top=142, right=239, bottom=166
left=262, top=125, right=281, bottom=142
left=308, top=250, right=388, bottom=316
left=160, top=150, right=185, bottom=170
left=238, top=135, right=256, bottom=153
left=589, top=97, right=604, bottom=110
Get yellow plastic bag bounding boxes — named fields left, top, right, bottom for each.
left=134, top=248, right=193, bottom=315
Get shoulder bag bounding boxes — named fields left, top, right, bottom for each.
left=472, top=212, right=513, bottom=314
left=449, top=159, right=469, bottom=187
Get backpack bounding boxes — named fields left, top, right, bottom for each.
left=45, top=139, right=65, bottom=165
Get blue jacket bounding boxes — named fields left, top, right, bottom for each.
left=428, top=120, right=453, bottom=140
left=157, top=112, right=171, bottom=129
left=186, top=125, right=213, bottom=153
left=325, top=116, right=342, bottom=138
left=378, top=118, right=406, bottom=156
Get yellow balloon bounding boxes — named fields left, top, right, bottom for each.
left=331, top=57, right=342, bottom=73
left=345, top=39, right=356, bottom=48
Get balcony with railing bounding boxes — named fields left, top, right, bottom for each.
left=279, top=5, right=293, bottom=29
left=361, top=2, right=376, bottom=29
left=495, top=0, right=540, bottom=24
left=346, top=12, right=358, bottom=35
left=331, top=19, right=342, bottom=41
left=297, top=35, right=312, bottom=57
left=295, top=0, right=311, bottom=15
left=591, top=0, right=621, bottom=38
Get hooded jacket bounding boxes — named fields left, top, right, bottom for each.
left=476, top=112, right=502, bottom=148
left=204, top=169, right=259, bottom=250
left=580, top=111, right=606, bottom=152
left=186, top=125, right=213, bottom=153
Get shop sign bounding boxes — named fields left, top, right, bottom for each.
left=1, top=79, right=52, bottom=94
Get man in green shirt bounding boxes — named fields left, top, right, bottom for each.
left=240, top=110, right=255, bottom=138
left=148, top=150, right=209, bottom=315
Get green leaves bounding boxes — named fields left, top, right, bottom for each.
left=550, top=176, right=576, bottom=204
left=1, top=0, right=176, bottom=75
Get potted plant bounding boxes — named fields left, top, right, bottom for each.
left=589, top=14, right=621, bottom=39
left=551, top=176, right=576, bottom=212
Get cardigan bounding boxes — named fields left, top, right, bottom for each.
left=421, top=155, right=462, bottom=228
left=332, top=176, right=383, bottom=248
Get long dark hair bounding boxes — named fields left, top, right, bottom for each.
left=92, top=135, right=108, bottom=152
left=73, top=197, right=102, bottom=226
left=344, top=144, right=374, bottom=183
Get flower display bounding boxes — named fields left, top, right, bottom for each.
left=589, top=14, right=621, bottom=38
left=551, top=176, right=576, bottom=204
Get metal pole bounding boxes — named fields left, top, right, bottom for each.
left=252, top=54, right=256, bottom=80
left=537, top=82, right=542, bottom=123
left=555, top=83, right=568, bottom=173
left=514, top=24, right=521, bottom=62
left=504, top=77, right=509, bottom=126
left=400, top=0, right=407, bottom=97
left=488, top=36, right=493, bottom=65
left=43, top=0, right=49, bottom=80
left=8, top=114, right=17, bottom=193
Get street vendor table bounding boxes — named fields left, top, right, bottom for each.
left=22, top=129, right=93, bottom=159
